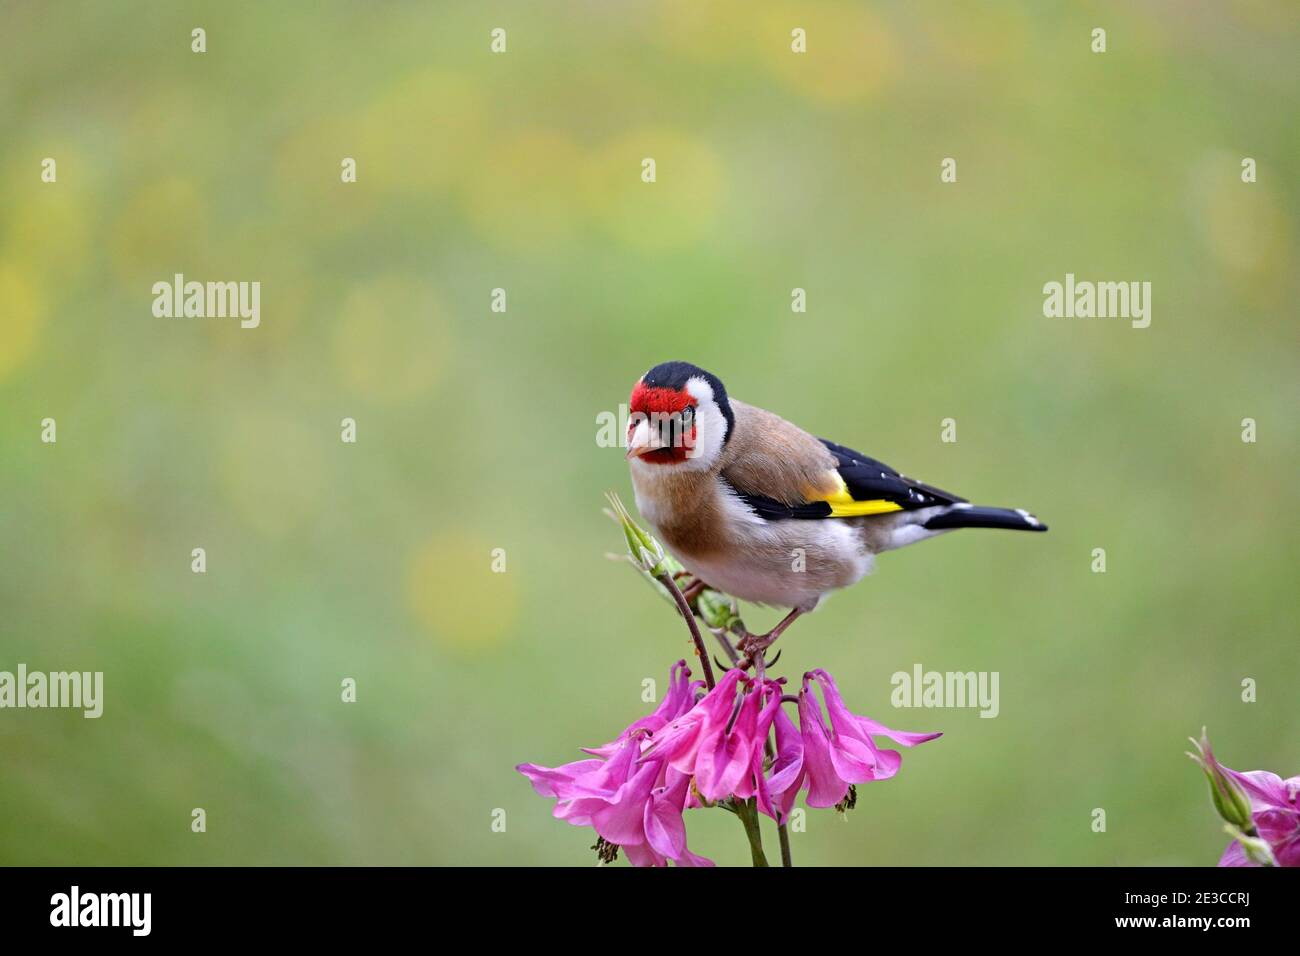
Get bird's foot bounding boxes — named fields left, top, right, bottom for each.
left=737, top=631, right=777, bottom=661
left=736, top=607, right=803, bottom=673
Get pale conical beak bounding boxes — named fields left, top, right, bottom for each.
left=625, top=419, right=653, bottom=459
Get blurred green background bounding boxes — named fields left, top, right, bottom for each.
left=1, top=1, right=1296, bottom=866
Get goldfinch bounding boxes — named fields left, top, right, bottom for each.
left=624, top=361, right=1047, bottom=653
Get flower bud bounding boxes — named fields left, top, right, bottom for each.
left=1187, top=728, right=1253, bottom=830
left=696, top=589, right=740, bottom=630
left=606, top=492, right=674, bottom=578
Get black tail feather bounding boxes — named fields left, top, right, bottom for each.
left=924, top=505, right=1047, bottom=532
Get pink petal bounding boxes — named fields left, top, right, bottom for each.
left=643, top=772, right=690, bottom=860
left=591, top=759, right=659, bottom=847
left=696, top=683, right=762, bottom=802
left=757, top=702, right=805, bottom=823
left=516, top=759, right=603, bottom=799
left=656, top=669, right=743, bottom=774
left=765, top=702, right=804, bottom=793
left=623, top=841, right=667, bottom=867
left=798, top=687, right=848, bottom=808
left=567, top=735, right=641, bottom=799
left=1217, top=840, right=1252, bottom=867
left=1274, top=836, right=1300, bottom=867
left=827, top=732, right=900, bottom=783
left=675, top=849, right=716, bottom=867
left=1224, top=768, right=1292, bottom=814
left=856, top=715, right=943, bottom=748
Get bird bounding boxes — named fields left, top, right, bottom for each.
left=623, top=360, right=1047, bottom=659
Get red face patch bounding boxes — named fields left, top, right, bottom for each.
left=628, top=381, right=697, bottom=464
left=629, top=382, right=694, bottom=416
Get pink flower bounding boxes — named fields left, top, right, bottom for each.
left=685, top=676, right=779, bottom=803
left=1189, top=730, right=1299, bottom=867
left=519, top=733, right=715, bottom=867
left=519, top=660, right=941, bottom=865
left=643, top=668, right=744, bottom=776
left=1216, top=766, right=1300, bottom=868
left=624, top=768, right=715, bottom=868
left=798, top=669, right=941, bottom=809
left=518, top=661, right=714, bottom=867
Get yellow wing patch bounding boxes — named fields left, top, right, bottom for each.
left=805, top=473, right=903, bottom=517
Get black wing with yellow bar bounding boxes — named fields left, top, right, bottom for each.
left=733, top=438, right=964, bottom=521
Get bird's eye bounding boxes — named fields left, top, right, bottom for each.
left=680, top=405, right=695, bottom=426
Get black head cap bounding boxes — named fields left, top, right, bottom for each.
left=641, top=361, right=734, bottom=443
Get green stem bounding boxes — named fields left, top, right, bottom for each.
left=735, top=798, right=769, bottom=867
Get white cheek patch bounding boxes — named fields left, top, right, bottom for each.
left=685, top=377, right=714, bottom=404
left=680, top=377, right=725, bottom=470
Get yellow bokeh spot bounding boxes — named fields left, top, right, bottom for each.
left=275, top=114, right=379, bottom=237
left=1191, top=156, right=1292, bottom=292
left=757, top=3, right=899, bottom=103
left=3, top=189, right=93, bottom=281
left=358, top=69, right=487, bottom=193
left=332, top=275, right=446, bottom=403
left=656, top=0, right=897, bottom=103
left=656, top=0, right=755, bottom=63
left=1190, top=167, right=1294, bottom=283
left=407, top=533, right=517, bottom=651
left=111, top=177, right=210, bottom=280
left=462, top=130, right=586, bottom=251
left=920, top=3, right=1029, bottom=70
left=0, top=264, right=45, bottom=381
left=584, top=128, right=724, bottom=250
